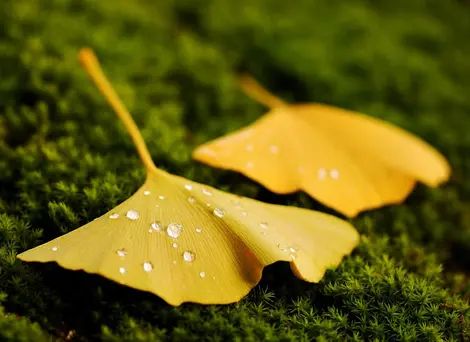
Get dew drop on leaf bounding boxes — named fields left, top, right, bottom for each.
left=330, top=169, right=340, bottom=179
left=183, top=251, right=195, bottom=263
left=318, top=168, right=327, bottom=180
left=213, top=208, right=225, bottom=218
left=167, top=223, right=183, bottom=238
left=126, top=210, right=139, bottom=220
left=116, top=248, right=127, bottom=257
left=151, top=221, right=162, bottom=232
left=202, top=188, right=213, bottom=196
left=143, top=261, right=153, bottom=272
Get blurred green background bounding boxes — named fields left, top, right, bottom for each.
left=1, top=0, right=470, bottom=340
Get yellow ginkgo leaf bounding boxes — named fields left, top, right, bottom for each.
left=16, top=49, right=359, bottom=306
left=193, top=75, right=451, bottom=218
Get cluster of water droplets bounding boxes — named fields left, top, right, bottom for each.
left=297, top=166, right=341, bottom=180
left=245, top=143, right=279, bottom=155
left=230, top=199, right=301, bottom=259
left=50, top=182, right=302, bottom=281
left=112, top=185, right=229, bottom=277
left=277, top=244, right=299, bottom=260
left=317, top=168, right=340, bottom=180
left=242, top=141, right=339, bottom=181
left=242, top=142, right=282, bottom=170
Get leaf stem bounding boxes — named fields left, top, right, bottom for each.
left=79, top=48, right=158, bottom=173
left=237, top=74, right=287, bottom=109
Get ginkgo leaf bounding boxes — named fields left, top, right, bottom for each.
left=192, top=75, right=451, bottom=218
left=16, top=49, right=359, bottom=306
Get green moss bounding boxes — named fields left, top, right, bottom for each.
left=1, top=0, right=470, bottom=340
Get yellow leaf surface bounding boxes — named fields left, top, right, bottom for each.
left=17, top=49, right=359, bottom=306
left=18, top=171, right=358, bottom=305
left=193, top=75, right=451, bottom=217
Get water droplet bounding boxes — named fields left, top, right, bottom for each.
left=51, top=246, right=58, bottom=252
left=259, top=222, right=269, bottom=229
left=195, top=228, right=202, bottom=233
left=202, top=188, right=213, bottom=196
left=159, top=195, right=166, bottom=200
left=241, top=211, right=248, bottom=216
left=261, top=231, right=268, bottom=237
left=126, top=210, right=139, bottom=220
left=318, top=168, right=327, bottom=180
left=269, top=145, right=278, bottom=154
left=143, top=190, right=151, bottom=195
left=185, top=184, right=193, bottom=191
left=330, top=169, right=340, bottom=179
left=213, top=207, right=225, bottom=218
left=173, top=260, right=177, bottom=265
left=172, top=243, right=178, bottom=248
left=188, top=196, right=195, bottom=203
left=245, top=144, right=254, bottom=152
left=119, top=267, right=126, bottom=274
left=143, top=261, right=153, bottom=272
left=183, top=251, right=195, bottom=262
left=247, top=162, right=254, bottom=169
left=206, top=203, right=212, bottom=207
left=116, top=248, right=127, bottom=257
left=200, top=271, right=206, bottom=278
left=290, top=254, right=297, bottom=261
left=151, top=221, right=162, bottom=232
left=290, top=247, right=297, bottom=253
left=109, top=213, right=119, bottom=219
left=167, top=223, right=183, bottom=238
